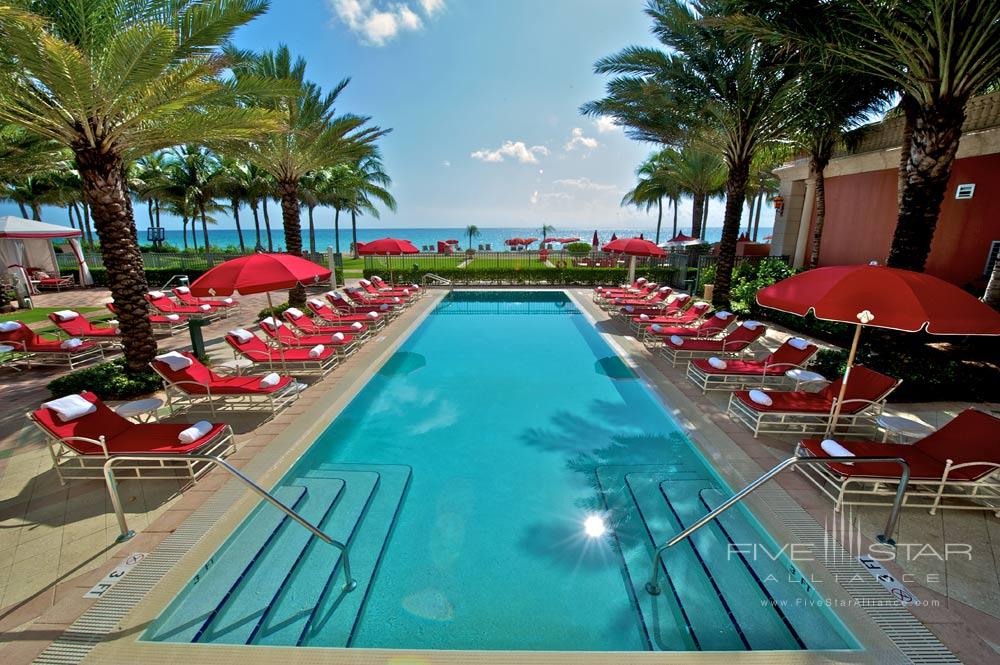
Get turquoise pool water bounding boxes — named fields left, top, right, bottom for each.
left=148, top=291, right=856, bottom=651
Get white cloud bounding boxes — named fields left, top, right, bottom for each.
left=564, top=127, right=599, bottom=151
left=329, top=0, right=444, bottom=46
left=594, top=116, right=619, bottom=133
left=471, top=140, right=549, bottom=164
left=530, top=190, right=571, bottom=205
left=442, top=160, right=451, bottom=167
left=553, top=177, right=616, bottom=191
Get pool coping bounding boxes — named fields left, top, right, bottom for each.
left=37, top=288, right=956, bottom=664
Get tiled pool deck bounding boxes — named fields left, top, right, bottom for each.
left=0, top=287, right=997, bottom=663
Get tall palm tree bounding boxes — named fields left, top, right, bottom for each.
left=164, top=146, right=224, bottom=253
left=215, top=158, right=253, bottom=252
left=339, top=154, right=396, bottom=259
left=130, top=152, right=171, bottom=248
left=226, top=45, right=388, bottom=304
left=0, top=0, right=278, bottom=369
left=621, top=151, right=682, bottom=244
left=661, top=145, right=726, bottom=238
left=586, top=0, right=799, bottom=305
left=466, top=224, right=480, bottom=250
left=540, top=224, right=555, bottom=247
left=734, top=0, right=1000, bottom=271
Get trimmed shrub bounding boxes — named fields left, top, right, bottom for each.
left=565, top=242, right=593, bottom=255
left=48, top=358, right=163, bottom=401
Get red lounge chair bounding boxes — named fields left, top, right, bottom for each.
left=225, top=330, right=338, bottom=375
left=642, top=312, right=733, bottom=346
left=146, top=291, right=219, bottom=318
left=259, top=318, right=359, bottom=355
left=0, top=321, right=104, bottom=369
left=359, top=278, right=417, bottom=299
left=660, top=322, right=766, bottom=366
left=31, top=268, right=75, bottom=291
left=326, top=290, right=397, bottom=315
left=306, top=298, right=386, bottom=329
left=283, top=307, right=371, bottom=338
left=627, top=297, right=701, bottom=331
left=28, top=391, right=235, bottom=484
left=795, top=409, right=1000, bottom=515
left=151, top=351, right=299, bottom=417
left=106, top=302, right=187, bottom=335
left=726, top=365, right=900, bottom=438
left=371, top=275, right=421, bottom=294
left=172, top=286, right=238, bottom=311
left=686, top=339, right=820, bottom=393
left=344, top=287, right=405, bottom=307
left=601, top=287, right=671, bottom=312
left=593, top=281, right=657, bottom=302
left=48, top=310, right=121, bottom=346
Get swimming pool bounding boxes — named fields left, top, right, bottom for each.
left=147, top=290, right=856, bottom=651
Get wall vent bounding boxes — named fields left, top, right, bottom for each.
left=955, top=183, right=976, bottom=199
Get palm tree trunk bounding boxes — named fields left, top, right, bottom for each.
left=155, top=198, right=161, bottom=228
left=655, top=197, right=663, bottom=244
left=887, top=99, right=967, bottom=271
left=307, top=204, right=316, bottom=255
left=250, top=199, right=262, bottom=249
left=182, top=216, right=189, bottom=250
left=232, top=198, right=246, bottom=253
left=334, top=207, right=341, bottom=254
left=702, top=199, right=710, bottom=238
left=147, top=199, right=154, bottom=226
left=278, top=180, right=306, bottom=306
left=671, top=197, right=678, bottom=238
left=350, top=208, right=359, bottom=259
left=691, top=193, right=705, bottom=238
left=713, top=159, right=752, bottom=307
left=190, top=215, right=198, bottom=250
left=752, top=191, right=764, bottom=241
left=807, top=154, right=830, bottom=268
left=199, top=202, right=211, bottom=253
left=896, top=95, right=917, bottom=208
left=984, top=258, right=1000, bottom=309
left=82, top=200, right=94, bottom=246
left=30, top=202, right=42, bottom=221
left=67, top=203, right=77, bottom=230
left=262, top=198, right=273, bottom=251
left=73, top=149, right=156, bottom=370
left=16, top=201, right=27, bottom=218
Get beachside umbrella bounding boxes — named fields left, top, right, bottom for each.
left=505, top=237, right=523, bottom=247
left=592, top=230, right=599, bottom=247
left=757, top=264, right=1000, bottom=433
left=521, top=237, right=537, bottom=246
left=561, top=236, right=581, bottom=243
left=190, top=252, right=332, bottom=373
left=445, top=239, right=460, bottom=245
left=663, top=233, right=701, bottom=247
left=358, top=237, right=419, bottom=284
left=610, top=232, right=618, bottom=242
left=602, top=237, right=666, bottom=283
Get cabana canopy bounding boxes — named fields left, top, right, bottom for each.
left=0, top=216, right=92, bottom=293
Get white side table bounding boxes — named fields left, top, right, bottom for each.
left=876, top=415, right=935, bottom=443
left=785, top=368, right=829, bottom=391
left=115, top=398, right=165, bottom=423
left=216, top=358, right=254, bottom=375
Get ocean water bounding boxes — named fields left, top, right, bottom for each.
left=144, top=226, right=773, bottom=252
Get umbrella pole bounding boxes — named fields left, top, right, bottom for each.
left=266, top=290, right=289, bottom=375
left=825, top=323, right=862, bottom=437
left=627, top=255, right=637, bottom=285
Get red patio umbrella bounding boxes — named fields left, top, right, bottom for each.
left=561, top=236, right=581, bottom=243
left=602, top=237, right=666, bottom=283
left=592, top=230, right=599, bottom=246
left=506, top=237, right=524, bottom=246
left=757, top=264, right=1000, bottom=432
left=444, top=239, right=460, bottom=245
left=358, top=237, right=419, bottom=284
left=521, top=237, right=537, bottom=246
left=664, top=233, right=700, bottom=246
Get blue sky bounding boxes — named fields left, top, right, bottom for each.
left=2, top=0, right=744, bottom=232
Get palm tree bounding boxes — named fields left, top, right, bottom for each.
left=586, top=0, right=799, bottom=305
left=164, top=146, right=224, bottom=253
left=659, top=145, right=726, bottom=239
left=0, top=1, right=277, bottom=369
left=734, top=0, right=1000, bottom=271
left=215, top=158, right=253, bottom=252
left=130, top=153, right=171, bottom=248
left=339, top=154, right=396, bottom=259
left=226, top=45, right=388, bottom=304
left=621, top=151, right=682, bottom=244
left=466, top=224, right=480, bottom=250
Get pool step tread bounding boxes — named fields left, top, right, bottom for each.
left=660, top=480, right=799, bottom=650
left=196, top=477, right=347, bottom=644
left=701, top=489, right=850, bottom=650
left=626, top=473, right=746, bottom=651
left=252, top=469, right=381, bottom=646
left=300, top=463, right=412, bottom=647
left=147, top=486, right=307, bottom=643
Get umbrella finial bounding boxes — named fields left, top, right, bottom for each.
left=857, top=310, right=875, bottom=324
left=868, top=260, right=879, bottom=266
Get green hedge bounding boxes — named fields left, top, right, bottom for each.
left=48, top=358, right=162, bottom=401
left=363, top=266, right=678, bottom=286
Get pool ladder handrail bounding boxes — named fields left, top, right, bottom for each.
left=646, top=455, right=910, bottom=595
left=422, top=273, right=452, bottom=286
left=103, top=454, right=357, bottom=593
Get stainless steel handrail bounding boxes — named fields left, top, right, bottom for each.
left=158, top=274, right=191, bottom=290
left=422, top=273, right=452, bottom=286
left=103, top=455, right=357, bottom=592
left=646, top=455, right=910, bottom=595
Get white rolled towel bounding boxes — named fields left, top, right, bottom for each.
left=175, top=286, right=190, bottom=294
left=411, top=284, right=419, bottom=289
left=742, top=320, right=761, bottom=329
left=229, top=328, right=253, bottom=343
left=371, top=275, right=382, bottom=281
left=148, top=290, right=165, bottom=299
left=748, top=389, right=773, bottom=406
left=379, top=304, right=390, bottom=311
left=155, top=351, right=193, bottom=371
left=60, top=338, right=83, bottom=350
left=821, top=439, right=854, bottom=460
left=636, top=277, right=647, bottom=284
left=326, top=290, right=342, bottom=299
left=359, top=278, right=371, bottom=285
left=651, top=324, right=663, bottom=333
left=106, top=319, right=119, bottom=327
left=658, top=286, right=670, bottom=293
left=613, top=298, right=622, bottom=304
left=165, top=314, right=181, bottom=322
left=716, top=311, right=732, bottom=320
left=692, top=301, right=708, bottom=310
left=222, top=297, right=234, bottom=305
left=308, top=344, right=325, bottom=358
left=392, top=297, right=401, bottom=303
left=708, top=356, right=727, bottom=370
left=625, top=305, right=635, bottom=312
left=199, top=304, right=212, bottom=311
left=178, top=420, right=213, bottom=444
left=670, top=335, right=685, bottom=346
left=788, top=337, right=809, bottom=350
left=285, top=307, right=304, bottom=319
left=402, top=288, right=410, bottom=295
left=367, top=311, right=380, bottom=319
left=259, top=372, right=281, bottom=388
left=43, top=394, right=96, bottom=422
left=0, top=321, right=22, bottom=332
left=261, top=316, right=282, bottom=329
left=332, top=332, right=345, bottom=342
left=308, top=298, right=325, bottom=308
left=351, top=322, right=363, bottom=330
left=54, top=309, right=78, bottom=321
left=639, top=313, right=650, bottom=321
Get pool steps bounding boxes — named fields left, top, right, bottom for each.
left=147, top=464, right=411, bottom=647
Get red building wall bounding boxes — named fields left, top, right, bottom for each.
left=812, top=153, right=1000, bottom=286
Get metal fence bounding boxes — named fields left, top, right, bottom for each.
left=57, top=250, right=335, bottom=272
left=361, top=250, right=676, bottom=273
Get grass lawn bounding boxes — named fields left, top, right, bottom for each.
left=363, top=256, right=465, bottom=272
left=467, top=257, right=552, bottom=269
left=1, top=306, right=103, bottom=325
